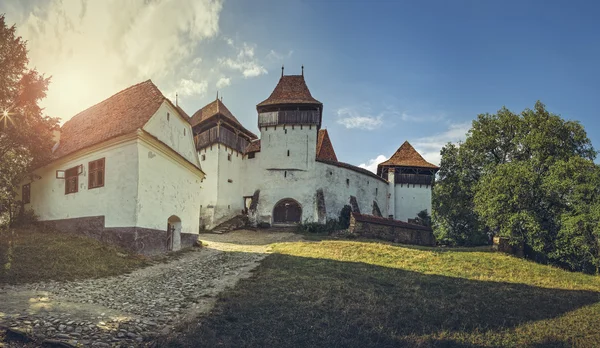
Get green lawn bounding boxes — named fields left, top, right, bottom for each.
left=160, top=239, right=600, bottom=348
left=0, top=227, right=148, bottom=285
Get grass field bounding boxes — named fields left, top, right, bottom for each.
left=0, top=226, right=149, bottom=285
left=161, top=239, right=600, bottom=348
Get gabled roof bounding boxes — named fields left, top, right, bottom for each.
left=53, top=80, right=167, bottom=159
left=316, top=129, right=338, bottom=161
left=257, top=75, right=322, bottom=108
left=190, top=98, right=257, bottom=139
left=245, top=139, right=261, bottom=153
left=378, top=141, right=439, bottom=170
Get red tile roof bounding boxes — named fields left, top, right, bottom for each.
left=245, top=139, right=261, bottom=153
left=257, top=75, right=322, bottom=107
left=316, top=129, right=338, bottom=161
left=351, top=212, right=433, bottom=231
left=53, top=80, right=167, bottom=160
left=378, top=141, right=439, bottom=170
left=190, top=99, right=257, bottom=139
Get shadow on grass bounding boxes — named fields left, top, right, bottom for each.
left=158, top=252, right=600, bottom=348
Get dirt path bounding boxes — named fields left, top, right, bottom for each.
left=0, top=230, right=300, bottom=347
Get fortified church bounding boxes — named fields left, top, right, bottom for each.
left=18, top=68, right=438, bottom=254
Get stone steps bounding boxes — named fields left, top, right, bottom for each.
left=210, top=215, right=249, bottom=234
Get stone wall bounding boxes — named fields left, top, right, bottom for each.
left=39, top=216, right=198, bottom=255
left=348, top=213, right=435, bottom=246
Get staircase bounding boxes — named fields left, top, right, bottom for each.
left=210, top=215, right=249, bottom=234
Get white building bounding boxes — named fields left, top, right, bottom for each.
left=17, top=71, right=438, bottom=254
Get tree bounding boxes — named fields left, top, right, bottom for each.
left=0, top=14, right=58, bottom=225
left=433, top=101, right=599, bottom=273
left=433, top=143, right=487, bottom=245
left=414, top=209, right=431, bottom=227
left=543, top=157, right=600, bottom=273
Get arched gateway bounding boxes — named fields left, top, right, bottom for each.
left=273, top=199, right=302, bottom=224
left=167, top=215, right=182, bottom=251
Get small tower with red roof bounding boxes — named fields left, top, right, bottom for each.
left=190, top=96, right=257, bottom=228
left=377, top=141, right=439, bottom=222
left=255, top=67, right=322, bottom=171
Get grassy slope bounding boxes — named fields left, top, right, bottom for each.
left=0, top=227, right=148, bottom=285
left=162, top=239, right=600, bottom=348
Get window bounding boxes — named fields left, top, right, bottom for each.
left=287, top=150, right=290, bottom=156
left=22, top=184, right=30, bottom=204
left=88, top=158, right=105, bottom=189
left=248, top=152, right=255, bottom=159
left=228, top=179, right=233, bottom=183
left=228, top=153, right=232, bottom=161
left=184, top=128, right=186, bottom=136
left=376, top=187, right=378, bottom=195
left=167, top=112, right=170, bottom=121
left=284, top=171, right=287, bottom=178
left=201, top=154, right=206, bottom=161
left=65, top=166, right=79, bottom=194
left=346, top=179, right=350, bottom=186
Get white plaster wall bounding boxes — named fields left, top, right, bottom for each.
left=196, top=144, right=245, bottom=229
left=211, top=145, right=244, bottom=227
left=316, top=162, right=389, bottom=221
left=136, top=140, right=203, bottom=234
left=143, top=101, right=199, bottom=166
left=20, top=140, right=139, bottom=227
left=394, top=184, right=432, bottom=222
left=259, top=125, right=318, bottom=171
left=247, top=126, right=319, bottom=224
left=197, top=146, right=218, bottom=229
left=253, top=167, right=317, bottom=224
left=238, top=125, right=389, bottom=225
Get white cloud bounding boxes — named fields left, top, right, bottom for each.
left=358, top=155, right=388, bottom=173
left=266, top=49, right=294, bottom=61
left=178, top=79, right=208, bottom=97
left=412, top=122, right=471, bottom=165
left=216, top=77, right=231, bottom=89
left=336, top=107, right=386, bottom=130
left=8, top=0, right=224, bottom=122
left=400, top=111, right=446, bottom=123
left=219, top=41, right=268, bottom=78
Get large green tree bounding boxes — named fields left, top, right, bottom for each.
left=433, top=101, right=598, bottom=272
left=0, top=14, right=58, bottom=224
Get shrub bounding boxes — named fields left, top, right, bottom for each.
left=257, top=222, right=271, bottom=229
left=11, top=208, right=38, bottom=227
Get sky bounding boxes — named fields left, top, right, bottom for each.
left=2, top=0, right=600, bottom=172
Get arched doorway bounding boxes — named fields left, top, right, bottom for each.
left=273, top=199, right=302, bottom=224
left=167, top=215, right=182, bottom=251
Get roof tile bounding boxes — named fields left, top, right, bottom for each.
left=316, top=129, right=338, bottom=161
left=378, top=141, right=439, bottom=170
left=257, top=75, right=321, bottom=107
left=190, top=99, right=257, bottom=139
left=53, top=80, right=165, bottom=160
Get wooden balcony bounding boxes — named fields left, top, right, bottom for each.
left=195, top=127, right=249, bottom=153
left=258, top=110, right=320, bottom=127
left=394, top=174, right=435, bottom=186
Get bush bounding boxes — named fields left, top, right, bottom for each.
left=11, top=208, right=38, bottom=227
left=296, top=219, right=341, bottom=234
left=338, top=205, right=352, bottom=229
left=257, top=222, right=271, bottom=229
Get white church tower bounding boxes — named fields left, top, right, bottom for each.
left=256, top=66, right=322, bottom=172
left=377, top=141, right=439, bottom=222
left=190, top=95, right=258, bottom=229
